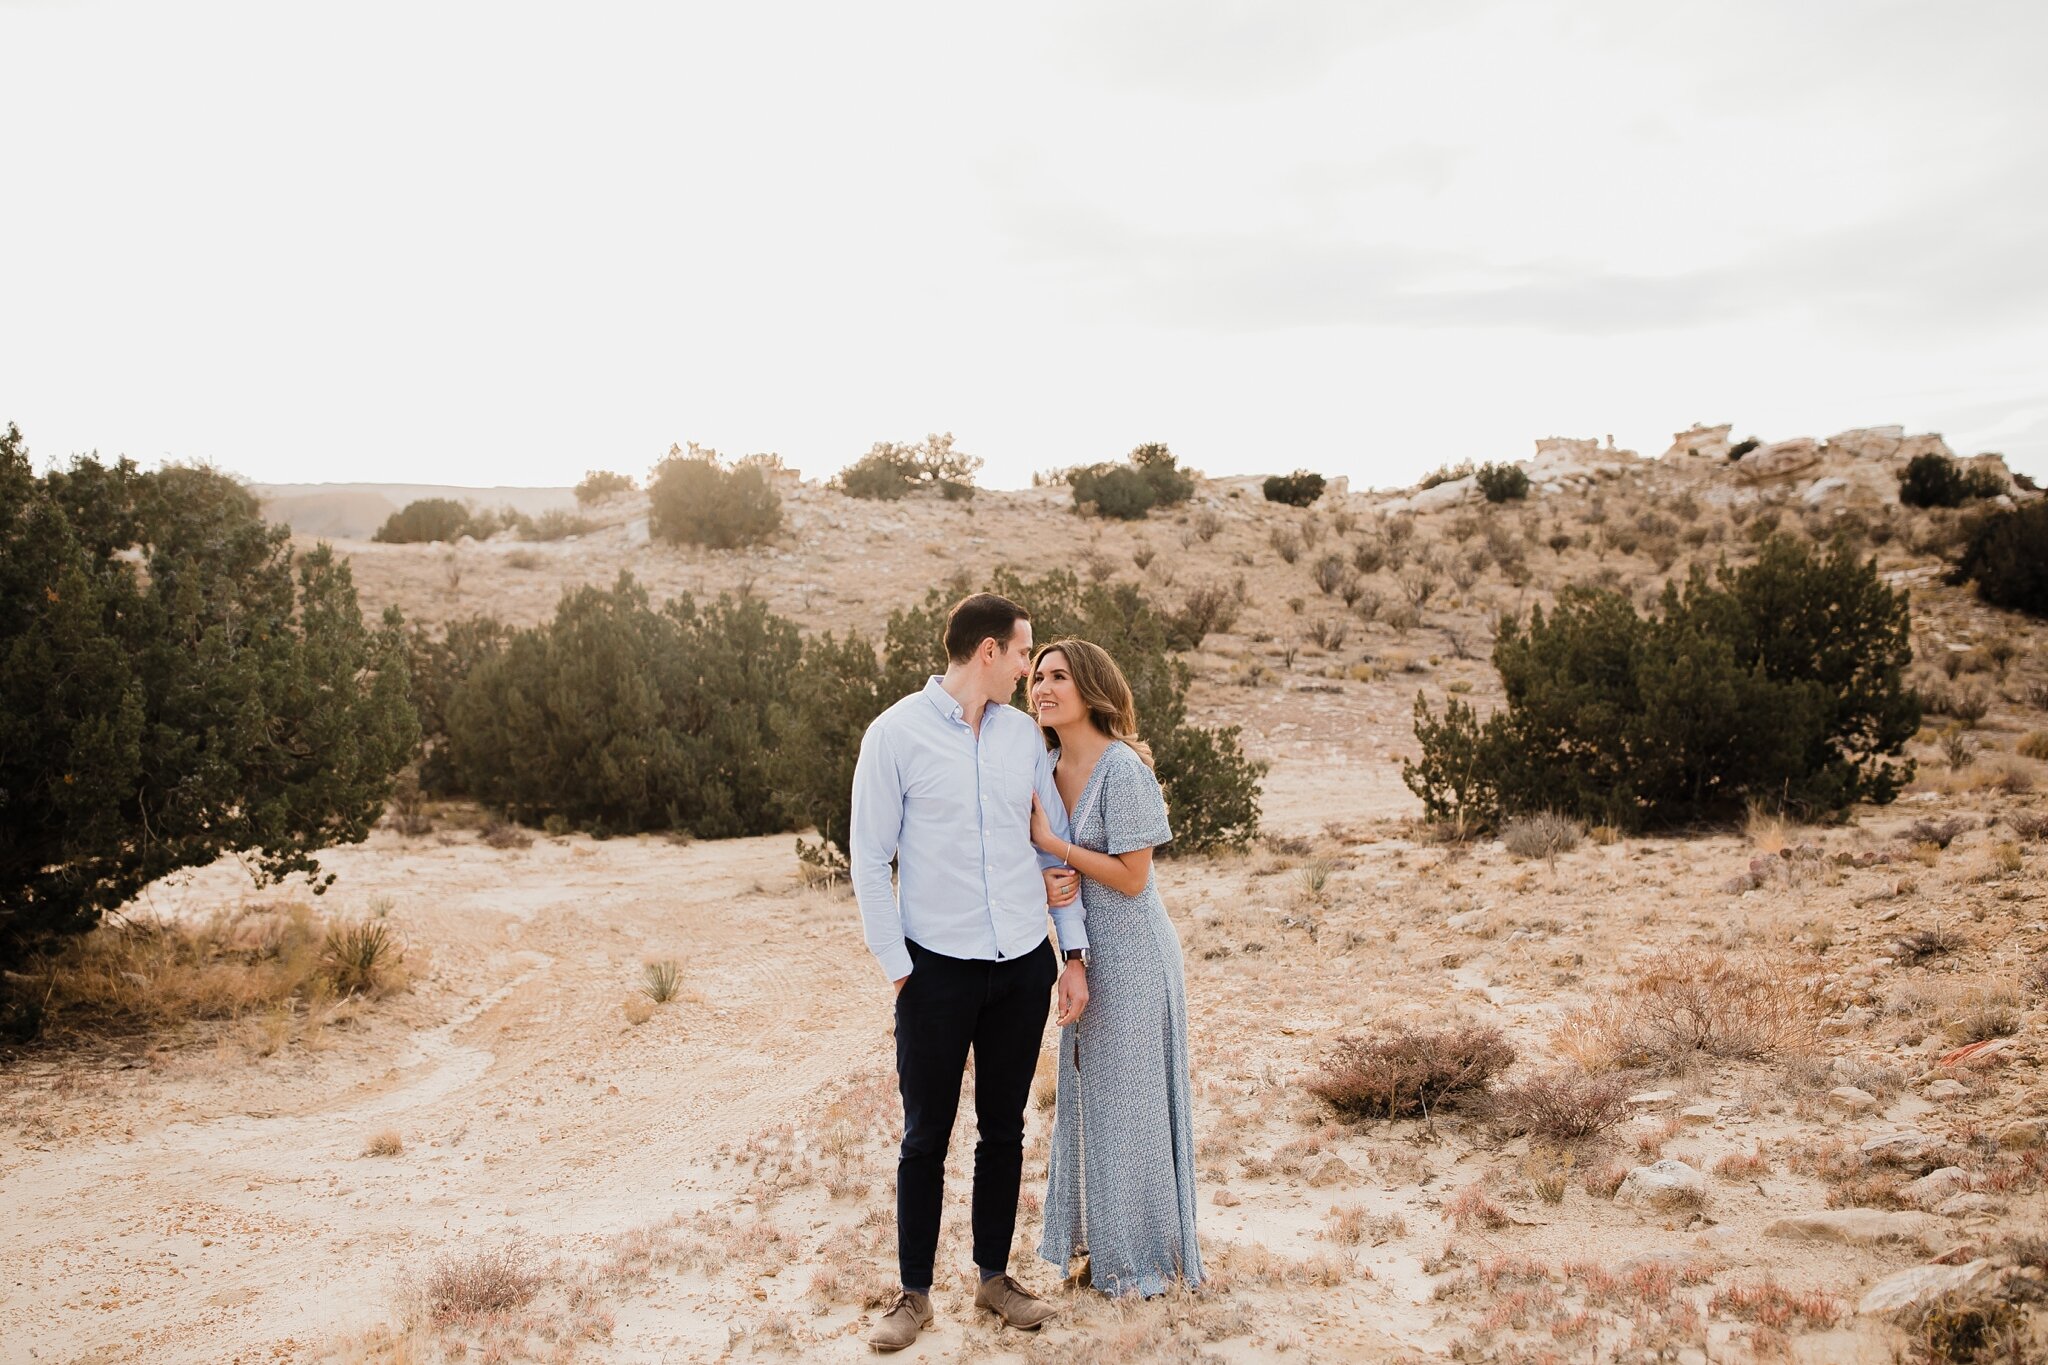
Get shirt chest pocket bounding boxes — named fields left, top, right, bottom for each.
left=979, top=759, right=1037, bottom=827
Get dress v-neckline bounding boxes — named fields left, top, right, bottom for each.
left=1058, top=740, right=1121, bottom=824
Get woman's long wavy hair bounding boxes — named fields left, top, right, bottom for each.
left=1030, top=638, right=1154, bottom=768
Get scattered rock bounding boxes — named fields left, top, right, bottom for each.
left=1862, top=1131, right=1944, bottom=1170
left=1733, top=438, right=1824, bottom=483
left=1923, top=1079, right=1968, bottom=1101
left=1827, top=1086, right=1878, bottom=1114
left=1856, top=1260, right=1995, bottom=1315
left=1627, top=1090, right=1678, bottom=1108
left=1934, top=1193, right=2004, bottom=1219
left=1938, top=1038, right=2014, bottom=1068
left=1445, top=908, right=1492, bottom=934
left=1680, top=1103, right=1722, bottom=1125
left=1303, top=1154, right=1351, bottom=1187
left=1995, top=1119, right=2045, bottom=1151
left=1801, top=475, right=1849, bottom=505
left=1765, top=1209, right=1942, bottom=1245
left=1662, top=422, right=1733, bottom=461
left=1614, top=1160, right=1707, bottom=1210
left=1901, top=1168, right=1973, bottom=1209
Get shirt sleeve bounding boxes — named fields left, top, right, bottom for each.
left=850, top=717, right=914, bottom=982
left=1103, top=747, right=1173, bottom=855
left=1032, top=745, right=1086, bottom=952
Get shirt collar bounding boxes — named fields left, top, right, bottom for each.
left=923, top=675, right=1017, bottom=729
left=922, top=676, right=966, bottom=725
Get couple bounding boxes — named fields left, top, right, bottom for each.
left=849, top=592, right=1203, bottom=1351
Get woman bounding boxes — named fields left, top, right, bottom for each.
left=1026, top=638, right=1203, bottom=1297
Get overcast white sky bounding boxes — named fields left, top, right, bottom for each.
left=4, top=0, right=2044, bottom=490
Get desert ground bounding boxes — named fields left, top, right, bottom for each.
left=3, top=436, right=2045, bottom=1363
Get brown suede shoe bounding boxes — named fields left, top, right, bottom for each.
left=866, top=1290, right=933, bottom=1352
left=974, top=1274, right=1056, bottom=1330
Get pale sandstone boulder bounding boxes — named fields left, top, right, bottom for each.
left=1857, top=1260, right=1995, bottom=1315
left=1614, top=1159, right=1707, bottom=1210
left=1733, top=437, right=1824, bottom=483
left=1662, top=423, right=1733, bottom=461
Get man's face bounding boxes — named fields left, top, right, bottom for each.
left=996, top=620, right=1034, bottom=696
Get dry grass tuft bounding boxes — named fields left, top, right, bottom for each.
left=364, top=1128, right=404, bottom=1157
left=479, top=817, right=534, bottom=850
left=1444, top=1184, right=1509, bottom=1231
left=1487, top=1068, right=1628, bottom=1141
left=2, top=902, right=403, bottom=1042
left=1307, top=1024, right=1516, bottom=1121
left=1899, top=1289, right=2031, bottom=1364
left=1713, top=1146, right=1771, bottom=1180
left=414, top=1244, right=543, bottom=1325
left=1891, top=926, right=1968, bottom=965
left=1708, top=1278, right=1842, bottom=1331
left=1501, top=812, right=1583, bottom=860
left=2017, top=730, right=2048, bottom=761
left=1551, top=950, right=1822, bottom=1070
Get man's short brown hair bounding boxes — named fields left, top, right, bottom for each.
left=944, top=593, right=1030, bottom=663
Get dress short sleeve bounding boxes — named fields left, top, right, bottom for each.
left=1102, top=745, right=1173, bottom=855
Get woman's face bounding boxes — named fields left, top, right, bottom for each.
left=1030, top=650, right=1084, bottom=728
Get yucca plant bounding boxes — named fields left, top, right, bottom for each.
left=641, top=959, right=683, bottom=1004
left=323, top=920, right=398, bottom=996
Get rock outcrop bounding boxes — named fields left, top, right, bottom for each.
left=1663, top=423, right=1733, bottom=461
left=1732, top=437, right=1825, bottom=483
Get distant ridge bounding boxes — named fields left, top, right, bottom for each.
left=251, top=482, right=576, bottom=540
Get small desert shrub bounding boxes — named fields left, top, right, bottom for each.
left=575, top=469, right=637, bottom=504
left=1899, top=453, right=2005, bottom=509
left=1487, top=1068, right=1627, bottom=1140
left=1419, top=460, right=1473, bottom=491
left=2015, top=730, right=2048, bottom=761
left=641, top=959, right=683, bottom=1003
left=836, top=432, right=980, bottom=502
left=1270, top=526, right=1303, bottom=563
left=1500, top=812, right=1582, bottom=860
left=479, top=817, right=533, bottom=850
left=519, top=508, right=594, bottom=541
left=1308, top=1025, right=1516, bottom=1121
left=1444, top=1184, right=1509, bottom=1230
left=1263, top=470, right=1326, bottom=507
left=1899, top=1290, right=2029, bottom=1364
left=1311, top=552, right=1348, bottom=595
left=1949, top=500, right=2048, bottom=618
left=417, top=1245, right=542, bottom=1325
left=1168, top=581, right=1241, bottom=649
left=649, top=443, right=781, bottom=547
left=1713, top=1147, right=1771, bottom=1179
left=1305, top=618, right=1349, bottom=651
left=1071, top=463, right=1156, bottom=520
left=1552, top=950, right=1821, bottom=1069
left=364, top=1128, right=404, bottom=1157
left=374, top=497, right=473, bottom=544
left=1475, top=463, right=1530, bottom=503
left=1904, top=816, right=1971, bottom=849
left=1194, top=507, right=1224, bottom=541
left=1889, top=926, right=1966, bottom=964
left=1709, top=1279, right=1842, bottom=1331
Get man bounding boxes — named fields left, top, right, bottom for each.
left=850, top=592, right=1089, bottom=1352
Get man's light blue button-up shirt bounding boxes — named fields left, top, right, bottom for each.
left=851, top=677, right=1083, bottom=983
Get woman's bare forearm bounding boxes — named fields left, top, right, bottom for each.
left=1054, top=840, right=1151, bottom=897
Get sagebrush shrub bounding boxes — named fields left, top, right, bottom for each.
left=1405, top=534, right=1918, bottom=830
left=1307, top=1025, right=1515, bottom=1120
left=1501, top=811, right=1582, bottom=859
left=1487, top=1068, right=1628, bottom=1140
left=1899, top=452, right=2005, bottom=509
left=1553, top=950, right=1822, bottom=1069
left=648, top=444, right=781, bottom=547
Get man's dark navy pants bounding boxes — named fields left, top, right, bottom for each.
left=893, top=935, right=1057, bottom=1292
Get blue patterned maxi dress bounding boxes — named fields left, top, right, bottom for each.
left=1037, top=740, right=1203, bottom=1296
